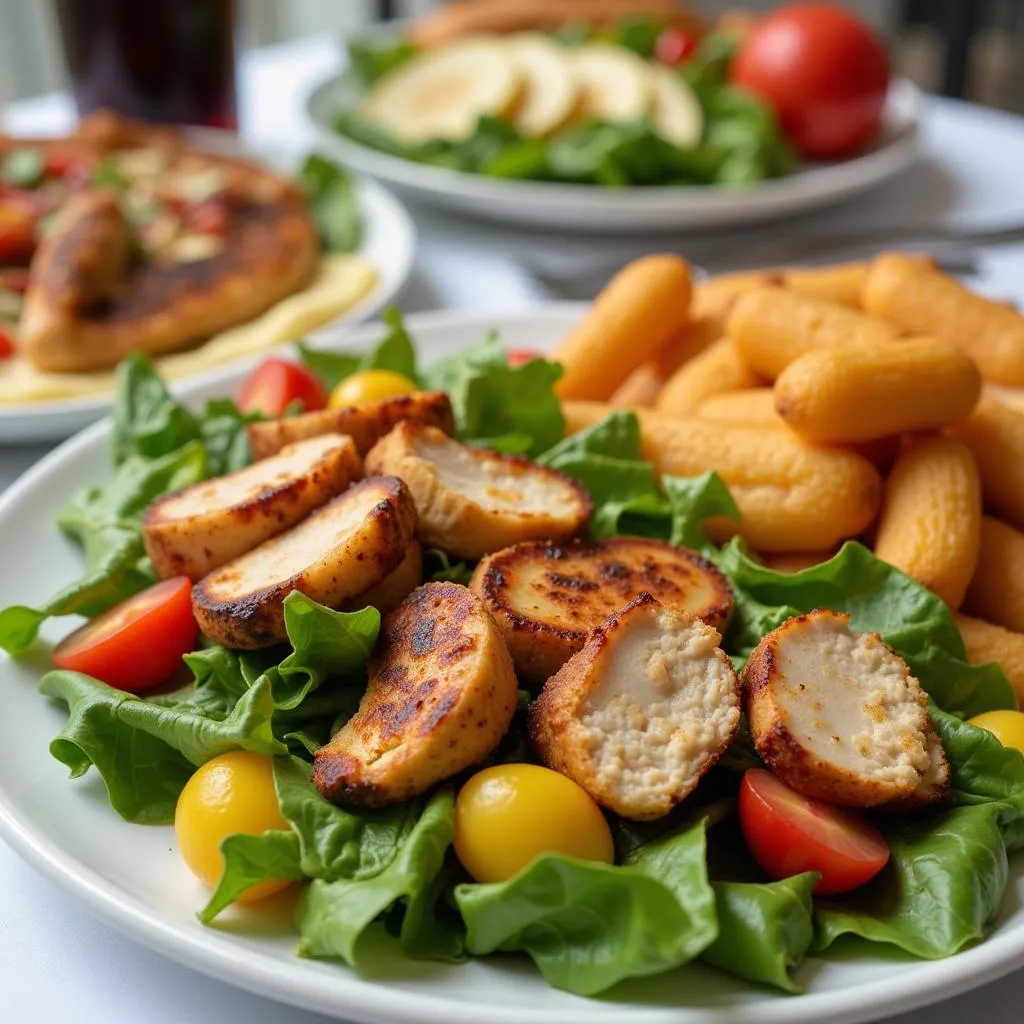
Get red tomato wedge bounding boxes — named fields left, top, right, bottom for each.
left=730, top=2, right=891, bottom=159
left=739, top=768, right=890, bottom=895
left=655, top=27, right=698, bottom=66
left=0, top=327, right=14, bottom=359
left=506, top=348, right=545, bottom=368
left=52, top=577, right=198, bottom=693
left=238, top=357, right=328, bottom=416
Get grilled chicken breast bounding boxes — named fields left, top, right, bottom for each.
left=529, top=594, right=741, bottom=820
left=886, top=719, right=951, bottom=811
left=192, top=476, right=417, bottom=649
left=470, top=536, right=734, bottom=684
left=313, top=582, right=518, bottom=806
left=143, top=433, right=362, bottom=580
left=246, top=391, right=455, bottom=460
left=743, top=610, right=935, bottom=807
left=343, top=540, right=423, bottom=615
left=364, top=421, right=592, bottom=560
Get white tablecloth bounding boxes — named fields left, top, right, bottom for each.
left=4, top=33, right=1024, bottom=1024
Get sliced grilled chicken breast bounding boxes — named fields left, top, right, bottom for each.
left=246, top=391, right=454, bottom=460
left=529, top=594, right=741, bottom=820
left=143, top=433, right=362, bottom=580
left=743, top=610, right=934, bottom=808
left=471, top=536, right=733, bottom=684
left=192, top=476, right=417, bottom=649
left=313, top=582, right=518, bottom=806
left=343, top=540, right=423, bottom=615
left=364, top=421, right=592, bottom=560
left=885, top=719, right=951, bottom=811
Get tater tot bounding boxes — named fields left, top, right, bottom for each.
left=873, top=436, right=982, bottom=608
left=728, top=287, right=900, bottom=380
left=949, top=395, right=1024, bottom=530
left=782, top=262, right=868, bottom=308
left=562, top=402, right=882, bottom=551
left=691, top=270, right=783, bottom=323
left=862, top=254, right=1024, bottom=385
left=552, top=254, right=692, bottom=400
left=656, top=337, right=761, bottom=417
left=610, top=363, right=666, bottom=407
left=774, top=336, right=982, bottom=443
left=964, top=517, right=1024, bottom=632
left=956, top=613, right=1024, bottom=703
left=985, top=383, right=1024, bottom=415
left=695, top=387, right=780, bottom=425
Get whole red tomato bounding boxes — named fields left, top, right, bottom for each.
left=730, top=3, right=891, bottom=159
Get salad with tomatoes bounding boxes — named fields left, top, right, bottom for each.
left=2, top=311, right=1023, bottom=1000
left=332, top=1, right=891, bottom=189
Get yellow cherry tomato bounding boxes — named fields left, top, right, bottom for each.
left=453, top=764, right=615, bottom=883
left=967, top=710, right=1024, bottom=755
left=174, top=751, right=291, bottom=901
left=329, top=369, right=417, bottom=408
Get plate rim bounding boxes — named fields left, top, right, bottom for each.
left=0, top=174, right=418, bottom=438
left=3, top=304, right=1024, bottom=1024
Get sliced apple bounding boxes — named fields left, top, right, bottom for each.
left=649, top=65, right=704, bottom=149
left=362, top=37, right=522, bottom=145
left=571, top=43, right=653, bottom=123
left=505, top=33, right=579, bottom=138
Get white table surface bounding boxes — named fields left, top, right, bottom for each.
left=4, top=33, right=1024, bottom=1024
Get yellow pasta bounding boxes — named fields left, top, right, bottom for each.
left=552, top=253, right=692, bottom=400
left=774, top=336, right=981, bottom=443
left=862, top=253, right=1024, bottom=384
left=873, top=436, right=982, bottom=608
left=964, top=517, right=1024, bottom=632
left=728, top=287, right=900, bottom=380
left=656, top=337, right=761, bottom=417
left=562, top=401, right=882, bottom=551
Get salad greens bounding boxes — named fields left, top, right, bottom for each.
left=3, top=311, right=1023, bottom=1000
left=297, top=154, right=363, bottom=253
left=336, top=29, right=792, bottom=188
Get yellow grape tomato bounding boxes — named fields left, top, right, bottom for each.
left=453, top=763, right=614, bottom=883
left=967, top=709, right=1024, bottom=755
left=174, top=751, right=291, bottom=901
left=329, top=369, right=417, bottom=408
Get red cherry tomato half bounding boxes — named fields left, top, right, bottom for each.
left=655, top=27, right=699, bottom=66
left=730, top=2, right=891, bottom=159
left=0, top=200, right=36, bottom=264
left=0, top=327, right=15, bottom=359
left=52, top=577, right=198, bottom=693
left=238, top=357, right=329, bottom=416
left=44, top=148, right=96, bottom=183
left=187, top=198, right=230, bottom=236
left=739, top=768, right=890, bottom=895
left=506, top=348, right=545, bottom=367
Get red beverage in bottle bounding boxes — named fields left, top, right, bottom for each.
left=55, top=0, right=238, bottom=130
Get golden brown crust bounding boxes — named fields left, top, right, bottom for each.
left=343, top=541, right=424, bottom=614
left=142, top=434, right=363, bottom=581
left=192, top=476, right=417, bottom=649
left=247, top=391, right=455, bottom=460
left=364, top=421, right=593, bottom=560
left=471, top=536, right=734, bottom=684
left=313, top=582, right=518, bottom=806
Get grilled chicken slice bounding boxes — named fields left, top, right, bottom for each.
left=313, top=582, right=518, bottom=806
left=343, top=540, right=423, bottom=615
left=743, top=610, right=935, bottom=808
left=886, top=719, right=951, bottom=811
left=143, top=433, right=362, bottom=580
left=529, top=594, right=741, bottom=820
left=246, top=391, right=455, bottom=460
left=192, top=476, right=417, bottom=649
left=364, top=421, right=592, bottom=560
left=471, top=536, right=734, bottom=684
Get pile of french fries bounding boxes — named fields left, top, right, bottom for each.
left=549, top=251, right=1024, bottom=700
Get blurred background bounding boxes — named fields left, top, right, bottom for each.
left=1, top=0, right=1022, bottom=114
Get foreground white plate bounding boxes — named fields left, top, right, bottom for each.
left=307, top=71, right=920, bottom=234
left=2, top=307, right=1023, bottom=1024
left=1, top=176, right=416, bottom=445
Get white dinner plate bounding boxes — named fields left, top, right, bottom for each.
left=1, top=175, right=417, bottom=445
left=307, top=69, right=921, bottom=234
left=2, top=305, right=1024, bottom=1024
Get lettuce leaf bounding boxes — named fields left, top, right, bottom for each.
left=717, top=540, right=1016, bottom=717
left=297, top=154, right=362, bottom=253
left=702, top=875, right=817, bottom=992
left=454, top=816, right=717, bottom=996
left=37, top=594, right=379, bottom=824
